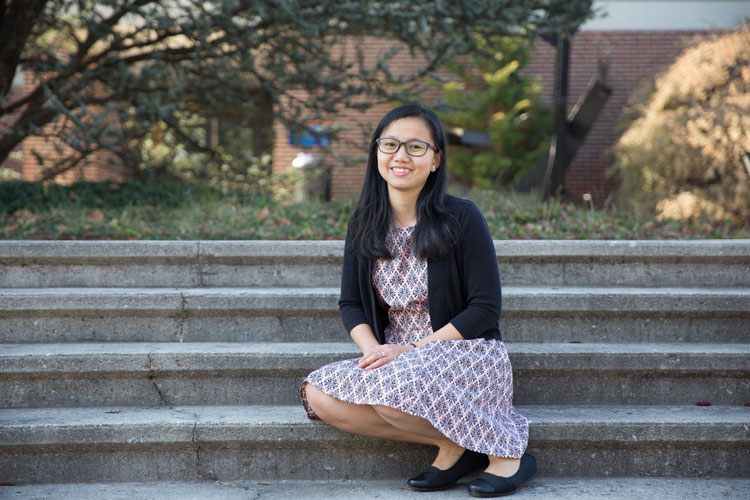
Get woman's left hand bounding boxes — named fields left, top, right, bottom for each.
left=358, top=343, right=413, bottom=370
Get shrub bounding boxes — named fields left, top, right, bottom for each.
left=0, top=181, right=224, bottom=214
left=609, top=27, right=750, bottom=225
left=136, top=112, right=274, bottom=195
left=431, top=36, right=552, bottom=189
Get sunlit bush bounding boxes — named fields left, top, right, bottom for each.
left=610, top=27, right=750, bottom=225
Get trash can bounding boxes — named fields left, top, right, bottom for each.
left=291, top=152, right=329, bottom=203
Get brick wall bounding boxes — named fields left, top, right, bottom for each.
left=523, top=30, right=703, bottom=201
left=21, top=128, right=127, bottom=184
left=1, top=69, right=127, bottom=184
left=272, top=37, right=427, bottom=201
left=272, top=31, right=705, bottom=201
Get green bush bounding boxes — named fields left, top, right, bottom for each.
left=0, top=181, right=227, bottom=214
left=609, top=27, right=750, bottom=225
left=134, top=111, right=273, bottom=195
left=431, top=36, right=552, bottom=188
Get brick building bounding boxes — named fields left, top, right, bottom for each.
left=272, top=0, right=750, bottom=202
left=3, top=1, right=748, bottom=198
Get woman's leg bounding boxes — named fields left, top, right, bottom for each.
left=304, top=383, right=435, bottom=445
left=369, top=405, right=525, bottom=475
left=307, top=383, right=486, bottom=470
left=484, top=456, right=522, bottom=476
left=370, top=404, right=466, bottom=469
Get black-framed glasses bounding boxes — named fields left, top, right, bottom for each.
left=375, top=138, right=436, bottom=157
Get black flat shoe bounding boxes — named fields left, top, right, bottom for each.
left=468, top=452, right=537, bottom=497
left=407, top=449, right=489, bottom=492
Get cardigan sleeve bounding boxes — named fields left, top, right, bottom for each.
left=447, top=201, right=502, bottom=339
left=338, top=226, right=370, bottom=335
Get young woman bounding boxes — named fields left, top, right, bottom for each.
left=301, top=104, right=535, bottom=497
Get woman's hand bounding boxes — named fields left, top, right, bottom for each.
left=358, top=343, right=413, bottom=370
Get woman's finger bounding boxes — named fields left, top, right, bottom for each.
left=358, top=350, right=383, bottom=368
left=360, top=348, right=391, bottom=369
left=365, top=353, right=392, bottom=370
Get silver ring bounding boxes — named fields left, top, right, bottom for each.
left=381, top=350, right=386, bottom=358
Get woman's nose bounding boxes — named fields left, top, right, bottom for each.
left=393, top=143, right=411, bottom=161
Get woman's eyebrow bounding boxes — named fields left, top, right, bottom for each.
left=380, top=135, right=428, bottom=142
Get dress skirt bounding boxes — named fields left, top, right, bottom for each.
left=300, top=226, right=528, bottom=458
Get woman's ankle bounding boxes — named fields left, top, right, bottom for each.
left=483, top=456, right=521, bottom=477
left=431, top=441, right=466, bottom=470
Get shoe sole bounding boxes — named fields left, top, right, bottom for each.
left=407, top=484, right=454, bottom=492
left=468, top=472, right=537, bottom=498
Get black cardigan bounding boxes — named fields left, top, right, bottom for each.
left=339, top=195, right=502, bottom=344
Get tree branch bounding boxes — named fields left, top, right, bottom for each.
left=39, top=143, right=100, bottom=181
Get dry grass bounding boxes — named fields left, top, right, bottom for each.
left=2, top=184, right=747, bottom=240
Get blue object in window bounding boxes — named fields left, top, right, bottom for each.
left=289, top=122, right=330, bottom=148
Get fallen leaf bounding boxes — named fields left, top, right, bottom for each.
left=12, top=208, right=33, bottom=219
left=695, top=401, right=711, bottom=406
left=87, top=209, right=105, bottom=224
left=255, top=207, right=270, bottom=221
left=12, top=208, right=37, bottom=224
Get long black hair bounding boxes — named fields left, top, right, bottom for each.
left=348, top=103, right=458, bottom=260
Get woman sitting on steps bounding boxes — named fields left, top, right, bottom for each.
left=301, top=103, right=536, bottom=497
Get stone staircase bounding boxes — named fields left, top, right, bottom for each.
left=1, top=240, right=749, bottom=496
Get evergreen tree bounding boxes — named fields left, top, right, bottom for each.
left=433, top=35, right=552, bottom=188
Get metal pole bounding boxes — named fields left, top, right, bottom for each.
left=546, top=33, right=570, bottom=198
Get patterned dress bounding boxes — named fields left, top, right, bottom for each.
left=301, top=226, right=528, bottom=458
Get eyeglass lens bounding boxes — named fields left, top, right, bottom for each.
left=377, top=139, right=429, bottom=157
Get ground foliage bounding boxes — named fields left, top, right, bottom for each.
left=2, top=181, right=746, bottom=240
left=0, top=0, right=593, bottom=182
left=610, top=26, right=750, bottom=226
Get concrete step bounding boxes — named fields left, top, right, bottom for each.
left=4, top=478, right=750, bottom=500
left=1, top=405, right=748, bottom=483
left=2, top=240, right=748, bottom=288
left=2, top=286, right=748, bottom=344
left=2, top=342, right=748, bottom=408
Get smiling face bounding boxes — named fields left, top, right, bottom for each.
left=377, top=116, right=441, bottom=199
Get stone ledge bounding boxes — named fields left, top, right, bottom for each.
left=1, top=405, right=747, bottom=480
left=2, top=239, right=749, bottom=260
left=2, top=286, right=748, bottom=312
left=1, top=342, right=747, bottom=374
left=4, top=478, right=750, bottom=500
left=2, top=405, right=748, bottom=446
left=2, top=240, right=748, bottom=288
